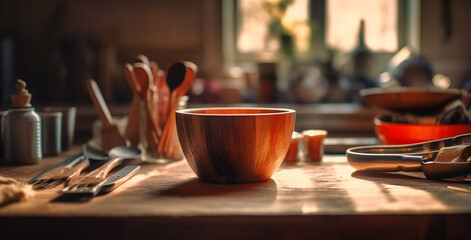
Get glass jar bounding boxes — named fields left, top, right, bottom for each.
left=142, top=96, right=188, bottom=163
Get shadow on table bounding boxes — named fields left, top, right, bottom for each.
left=154, top=177, right=278, bottom=199
left=51, top=194, right=94, bottom=203
left=352, top=171, right=471, bottom=205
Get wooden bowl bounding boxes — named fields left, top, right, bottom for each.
left=360, top=87, right=469, bottom=113
left=375, top=117, right=471, bottom=145
left=176, top=107, right=296, bottom=183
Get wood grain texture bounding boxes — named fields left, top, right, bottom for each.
left=176, top=108, right=296, bottom=183
left=159, top=62, right=197, bottom=156
left=133, top=63, right=161, bottom=153
left=2, top=152, right=471, bottom=216
left=2, top=148, right=471, bottom=239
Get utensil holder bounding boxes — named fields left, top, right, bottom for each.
left=143, top=96, right=188, bottom=163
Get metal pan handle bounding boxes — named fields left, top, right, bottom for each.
left=346, top=149, right=424, bottom=172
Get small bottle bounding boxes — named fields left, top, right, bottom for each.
left=3, top=79, right=42, bottom=164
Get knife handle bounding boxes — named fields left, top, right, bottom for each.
left=85, top=158, right=123, bottom=179
left=64, top=158, right=91, bottom=182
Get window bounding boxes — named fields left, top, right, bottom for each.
left=222, top=0, right=418, bottom=103
left=236, top=0, right=310, bottom=58
left=225, top=0, right=413, bottom=64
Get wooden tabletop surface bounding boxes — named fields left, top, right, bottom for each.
left=1, top=148, right=471, bottom=239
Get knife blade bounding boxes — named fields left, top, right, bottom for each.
left=28, top=153, right=85, bottom=184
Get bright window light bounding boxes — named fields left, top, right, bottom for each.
left=237, top=0, right=309, bottom=54
left=326, top=0, right=398, bottom=52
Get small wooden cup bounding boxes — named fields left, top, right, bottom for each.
left=284, top=131, right=302, bottom=162
left=176, top=107, right=296, bottom=184
left=302, top=130, right=327, bottom=162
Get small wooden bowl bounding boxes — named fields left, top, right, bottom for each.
left=176, top=107, right=296, bottom=183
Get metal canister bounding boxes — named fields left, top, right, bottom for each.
left=4, top=107, right=42, bottom=164
left=39, top=111, right=62, bottom=156
left=0, top=110, right=7, bottom=160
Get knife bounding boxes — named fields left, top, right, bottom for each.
left=99, top=165, right=141, bottom=193
left=60, top=165, right=141, bottom=196
left=28, top=153, right=85, bottom=184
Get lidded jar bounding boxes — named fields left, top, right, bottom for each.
left=4, top=79, right=42, bottom=164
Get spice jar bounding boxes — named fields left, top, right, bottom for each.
left=3, top=80, right=42, bottom=164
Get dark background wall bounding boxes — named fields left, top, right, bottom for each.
left=1, top=0, right=471, bottom=107
left=0, top=0, right=222, bottom=106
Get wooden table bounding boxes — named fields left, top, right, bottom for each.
left=1, top=149, right=471, bottom=240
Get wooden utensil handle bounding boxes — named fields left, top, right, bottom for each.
left=85, top=158, right=123, bottom=179
left=150, top=61, right=159, bottom=84
left=38, top=166, right=68, bottom=179
left=124, top=64, right=139, bottom=94
left=163, top=105, right=177, bottom=154
left=63, top=158, right=90, bottom=181
left=86, top=79, right=113, bottom=127
left=158, top=83, right=170, bottom=130
left=157, top=93, right=178, bottom=154
left=145, top=85, right=161, bottom=137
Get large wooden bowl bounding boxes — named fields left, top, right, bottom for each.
left=176, top=107, right=296, bottom=183
left=360, top=87, right=469, bottom=113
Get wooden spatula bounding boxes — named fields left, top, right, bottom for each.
left=86, top=79, right=130, bottom=152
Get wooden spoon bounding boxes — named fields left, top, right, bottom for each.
left=150, top=61, right=160, bottom=82
left=158, top=61, right=197, bottom=156
left=133, top=63, right=160, bottom=132
left=123, top=64, right=141, bottom=146
left=166, top=62, right=187, bottom=94
left=133, top=63, right=161, bottom=154
left=157, top=62, right=186, bottom=155
left=150, top=61, right=164, bottom=127
left=137, top=54, right=151, bottom=68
